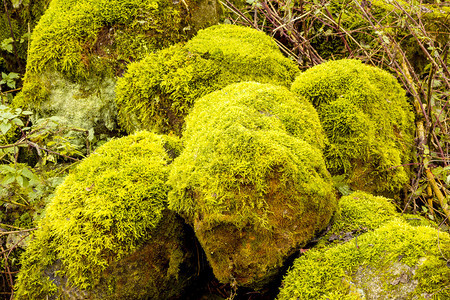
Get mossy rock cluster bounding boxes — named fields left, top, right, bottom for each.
left=12, top=19, right=422, bottom=297
left=115, top=24, right=300, bottom=135
left=292, top=59, right=415, bottom=197
left=11, top=0, right=222, bottom=146
left=15, top=131, right=195, bottom=299
left=278, top=218, right=450, bottom=299
left=278, top=191, right=448, bottom=299
left=168, top=82, right=337, bottom=288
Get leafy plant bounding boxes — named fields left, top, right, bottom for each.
left=0, top=102, right=86, bottom=297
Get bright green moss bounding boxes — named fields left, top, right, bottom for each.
left=115, top=24, right=300, bottom=135
left=184, top=82, right=326, bottom=150
left=168, top=82, right=337, bottom=288
left=315, top=190, right=440, bottom=249
left=11, top=0, right=221, bottom=142
left=278, top=219, right=450, bottom=299
left=20, top=0, right=220, bottom=80
left=15, top=131, right=185, bottom=299
left=24, top=0, right=190, bottom=79
left=332, top=191, right=399, bottom=232
left=291, top=59, right=415, bottom=196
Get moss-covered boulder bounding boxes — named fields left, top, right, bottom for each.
left=15, top=131, right=196, bottom=299
left=12, top=0, right=221, bottom=146
left=115, top=24, right=300, bottom=135
left=169, top=82, right=337, bottom=289
left=315, top=191, right=434, bottom=249
left=278, top=219, right=450, bottom=299
left=291, top=59, right=415, bottom=196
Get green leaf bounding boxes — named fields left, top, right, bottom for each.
left=1, top=173, right=15, bottom=185
left=21, top=168, right=38, bottom=182
left=16, top=175, right=24, bottom=187
left=12, top=118, right=24, bottom=126
left=7, top=72, right=19, bottom=80
left=7, top=80, right=16, bottom=89
left=0, top=165, right=16, bottom=173
left=11, top=0, right=22, bottom=9
left=0, top=122, right=12, bottom=135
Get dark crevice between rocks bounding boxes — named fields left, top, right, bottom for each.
left=177, top=219, right=338, bottom=300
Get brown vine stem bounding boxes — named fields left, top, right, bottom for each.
left=426, top=169, right=450, bottom=219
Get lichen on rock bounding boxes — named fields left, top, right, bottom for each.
left=291, top=59, right=415, bottom=197
left=14, top=131, right=194, bottom=299
left=277, top=219, right=450, bottom=300
left=115, top=24, right=300, bottom=135
left=168, top=82, right=337, bottom=289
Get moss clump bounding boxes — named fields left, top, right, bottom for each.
left=115, top=24, right=300, bottom=135
left=318, top=191, right=399, bottom=247
left=184, top=81, right=326, bottom=150
left=11, top=0, right=221, bottom=145
left=15, top=131, right=194, bottom=299
left=278, top=219, right=450, bottom=299
left=291, top=59, right=415, bottom=196
left=23, top=0, right=214, bottom=80
left=169, top=82, right=337, bottom=288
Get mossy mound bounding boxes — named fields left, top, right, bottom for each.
left=291, top=59, right=415, bottom=196
left=169, top=82, right=337, bottom=289
left=11, top=0, right=221, bottom=145
left=0, top=0, right=49, bottom=73
left=15, top=131, right=194, bottom=299
left=278, top=219, right=450, bottom=299
left=184, top=81, right=326, bottom=150
left=23, top=0, right=220, bottom=80
left=115, top=24, right=300, bottom=135
left=316, top=191, right=435, bottom=249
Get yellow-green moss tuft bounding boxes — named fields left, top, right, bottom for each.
left=278, top=219, right=450, bottom=299
left=184, top=81, right=326, bottom=150
left=291, top=59, right=415, bottom=196
left=115, top=24, right=300, bottom=135
left=15, top=131, right=188, bottom=299
left=11, top=0, right=221, bottom=139
left=24, top=0, right=194, bottom=79
left=168, top=82, right=337, bottom=288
